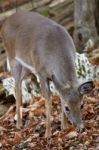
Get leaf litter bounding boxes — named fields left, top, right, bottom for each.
left=0, top=90, right=98, bottom=150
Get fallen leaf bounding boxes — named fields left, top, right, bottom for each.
left=66, top=131, right=78, bottom=139
left=13, top=132, right=22, bottom=144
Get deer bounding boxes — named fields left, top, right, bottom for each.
left=0, top=10, right=94, bottom=138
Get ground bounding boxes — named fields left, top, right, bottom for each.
left=0, top=89, right=98, bottom=150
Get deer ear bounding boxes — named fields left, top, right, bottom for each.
left=78, top=81, right=95, bottom=95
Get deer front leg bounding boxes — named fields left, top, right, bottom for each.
left=61, top=108, right=68, bottom=130
left=15, top=81, right=22, bottom=129
left=45, top=96, right=52, bottom=138
left=61, top=101, right=68, bottom=130
left=40, top=77, right=51, bottom=138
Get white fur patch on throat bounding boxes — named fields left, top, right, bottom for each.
left=15, top=57, right=36, bottom=73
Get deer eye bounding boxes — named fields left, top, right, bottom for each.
left=65, top=106, right=70, bottom=112
left=80, top=103, right=84, bottom=109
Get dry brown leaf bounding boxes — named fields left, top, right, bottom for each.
left=13, top=132, right=22, bottom=144
left=32, top=133, right=39, bottom=138
left=0, top=89, right=98, bottom=149
left=53, top=130, right=60, bottom=136
left=87, top=105, right=94, bottom=113
left=66, top=131, right=78, bottom=139
left=0, top=126, right=7, bottom=132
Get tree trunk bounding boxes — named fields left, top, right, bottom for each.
left=74, top=0, right=99, bottom=53
left=94, top=0, right=99, bottom=35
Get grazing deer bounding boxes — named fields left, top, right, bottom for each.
left=0, top=11, right=94, bottom=138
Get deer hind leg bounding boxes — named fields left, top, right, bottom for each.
left=10, top=59, right=23, bottom=129
left=40, top=77, right=51, bottom=138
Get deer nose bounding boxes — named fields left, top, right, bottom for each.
left=77, top=123, right=84, bottom=132
left=72, top=118, right=84, bottom=131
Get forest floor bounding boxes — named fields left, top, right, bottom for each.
left=0, top=88, right=98, bottom=150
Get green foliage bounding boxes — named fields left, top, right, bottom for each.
left=41, top=10, right=50, bottom=17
